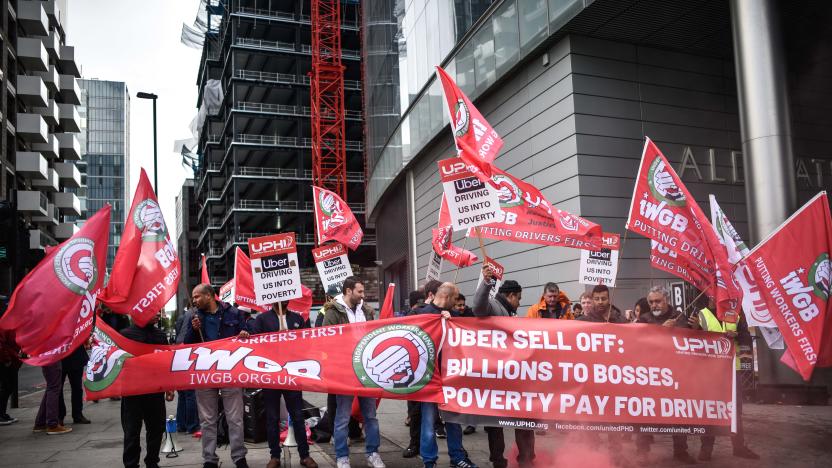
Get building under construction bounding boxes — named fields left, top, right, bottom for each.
left=192, top=0, right=377, bottom=302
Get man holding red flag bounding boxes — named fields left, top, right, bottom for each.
left=101, top=169, right=181, bottom=326
left=626, top=138, right=742, bottom=322
left=312, top=186, right=363, bottom=250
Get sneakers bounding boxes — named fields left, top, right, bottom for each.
left=46, top=425, right=73, bottom=435
left=402, top=446, right=418, bottom=458
left=32, top=424, right=47, bottom=433
left=435, top=424, right=446, bottom=439
left=366, top=452, right=385, bottom=468
left=0, top=414, right=18, bottom=425
left=424, top=463, right=436, bottom=468
left=299, top=457, right=319, bottom=468
left=73, top=415, right=91, bottom=424
left=336, top=457, right=351, bottom=468
left=235, top=457, right=250, bottom=468
left=267, top=458, right=281, bottom=468
left=451, top=458, right=478, bottom=468
left=202, top=463, right=219, bottom=468
left=463, top=425, right=476, bottom=435
left=672, top=451, right=696, bottom=465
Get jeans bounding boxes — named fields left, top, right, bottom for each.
left=196, top=388, right=247, bottom=464
left=419, top=403, right=465, bottom=464
left=35, top=362, right=63, bottom=427
left=59, top=363, right=84, bottom=421
left=121, top=393, right=166, bottom=468
left=176, top=390, right=199, bottom=432
left=334, top=395, right=380, bottom=459
left=264, top=389, right=309, bottom=459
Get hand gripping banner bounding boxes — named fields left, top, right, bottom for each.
left=84, top=315, right=444, bottom=402
left=439, top=318, right=737, bottom=435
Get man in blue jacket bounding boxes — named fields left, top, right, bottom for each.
left=183, top=284, right=251, bottom=468
left=250, top=302, right=318, bottom=468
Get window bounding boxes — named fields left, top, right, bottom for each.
left=493, top=0, right=520, bottom=74
left=519, top=0, right=548, bottom=52
left=474, top=20, right=496, bottom=90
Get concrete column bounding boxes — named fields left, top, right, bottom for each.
left=730, top=0, right=797, bottom=243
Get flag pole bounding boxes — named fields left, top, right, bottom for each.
left=475, top=227, right=488, bottom=260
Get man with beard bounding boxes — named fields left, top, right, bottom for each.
left=472, top=266, right=534, bottom=468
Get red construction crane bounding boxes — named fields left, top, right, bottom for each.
left=310, top=0, right=347, bottom=201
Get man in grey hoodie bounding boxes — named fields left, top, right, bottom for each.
left=472, top=266, right=535, bottom=468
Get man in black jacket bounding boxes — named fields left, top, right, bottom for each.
left=120, top=313, right=173, bottom=468
left=250, top=302, right=318, bottom=468
left=183, top=284, right=251, bottom=468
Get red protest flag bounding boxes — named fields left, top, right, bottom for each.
left=379, top=283, right=396, bottom=320
left=312, top=185, right=363, bottom=250
left=432, top=196, right=478, bottom=267
left=233, top=247, right=267, bottom=312
left=626, top=138, right=741, bottom=322
left=435, top=66, right=503, bottom=175
left=467, top=164, right=603, bottom=250
left=100, top=169, right=181, bottom=326
left=201, top=253, right=210, bottom=285
left=287, top=285, right=314, bottom=321
left=0, top=205, right=110, bottom=365
left=742, top=192, right=832, bottom=381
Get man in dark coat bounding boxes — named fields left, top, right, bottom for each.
left=120, top=313, right=173, bottom=468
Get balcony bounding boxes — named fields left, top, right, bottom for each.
left=42, top=30, right=61, bottom=60
left=17, top=190, right=48, bottom=216
left=17, top=75, right=48, bottom=108
left=34, top=99, right=58, bottom=126
left=18, top=1, right=48, bottom=36
left=37, top=65, right=59, bottom=93
left=32, top=168, right=59, bottom=192
left=16, top=113, right=48, bottom=143
left=41, top=0, right=61, bottom=22
left=59, top=75, right=81, bottom=104
left=58, top=46, right=80, bottom=77
left=58, top=103, right=81, bottom=132
left=29, top=229, right=46, bottom=250
left=234, top=69, right=362, bottom=91
left=54, top=161, right=81, bottom=188
left=53, top=192, right=81, bottom=216
left=54, top=222, right=79, bottom=240
left=56, top=133, right=81, bottom=160
left=15, top=151, right=48, bottom=180
left=33, top=203, right=58, bottom=227
left=33, top=133, right=59, bottom=159
left=17, top=38, right=48, bottom=72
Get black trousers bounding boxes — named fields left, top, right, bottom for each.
left=636, top=434, right=687, bottom=454
left=485, top=427, right=535, bottom=466
left=59, top=363, right=84, bottom=421
left=121, top=394, right=166, bottom=468
left=0, top=364, right=17, bottom=415
left=407, top=400, right=421, bottom=449
left=264, top=389, right=310, bottom=459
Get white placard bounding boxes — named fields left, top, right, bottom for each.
left=579, top=233, right=620, bottom=287
left=438, top=157, right=502, bottom=231
left=312, top=243, right=354, bottom=293
left=248, top=233, right=302, bottom=304
left=426, top=250, right=443, bottom=282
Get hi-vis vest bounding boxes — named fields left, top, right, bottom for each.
left=699, top=307, right=741, bottom=370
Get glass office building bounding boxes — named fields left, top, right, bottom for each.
left=365, top=0, right=832, bottom=389
left=78, top=79, right=130, bottom=267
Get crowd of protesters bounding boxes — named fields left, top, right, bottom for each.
left=0, top=271, right=759, bottom=468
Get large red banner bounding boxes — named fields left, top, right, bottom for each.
left=0, top=206, right=111, bottom=365
left=626, top=138, right=741, bottom=322
left=312, top=185, right=363, bottom=250
left=440, top=317, right=736, bottom=435
left=743, top=192, right=832, bottom=381
left=84, top=315, right=444, bottom=402
left=101, top=169, right=180, bottom=326
left=469, top=165, right=603, bottom=250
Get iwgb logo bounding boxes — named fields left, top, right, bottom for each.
left=318, top=190, right=347, bottom=231
left=134, top=199, right=167, bottom=242
left=491, top=174, right=523, bottom=208
left=647, top=157, right=686, bottom=206
left=672, top=336, right=733, bottom=357
left=778, top=253, right=832, bottom=322
left=353, top=324, right=436, bottom=395
left=84, top=329, right=132, bottom=392
left=54, top=237, right=99, bottom=296
left=452, top=99, right=470, bottom=138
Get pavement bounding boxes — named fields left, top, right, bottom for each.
left=1, top=365, right=831, bottom=467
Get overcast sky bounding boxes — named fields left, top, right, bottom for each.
left=69, top=0, right=201, bottom=238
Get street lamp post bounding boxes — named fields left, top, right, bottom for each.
left=136, top=92, right=159, bottom=192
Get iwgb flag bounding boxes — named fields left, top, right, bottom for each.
left=234, top=247, right=267, bottom=312
left=0, top=206, right=110, bottom=365
left=312, top=186, right=363, bottom=250
left=101, top=169, right=181, bottom=326
left=435, top=66, right=502, bottom=175
left=626, top=138, right=741, bottom=322
left=743, top=192, right=832, bottom=381
left=709, top=195, right=784, bottom=349
left=468, top=165, right=603, bottom=250
left=432, top=196, right=478, bottom=268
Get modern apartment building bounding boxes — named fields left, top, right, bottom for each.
left=77, top=78, right=130, bottom=267
left=175, top=178, right=198, bottom=311
left=0, top=0, right=81, bottom=295
left=193, top=0, right=378, bottom=301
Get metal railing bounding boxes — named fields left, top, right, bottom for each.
left=299, top=44, right=360, bottom=59
left=236, top=37, right=296, bottom=52
left=233, top=199, right=366, bottom=213
left=233, top=134, right=363, bottom=151
left=235, top=69, right=360, bottom=90
left=236, top=7, right=358, bottom=29
left=236, top=101, right=311, bottom=116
